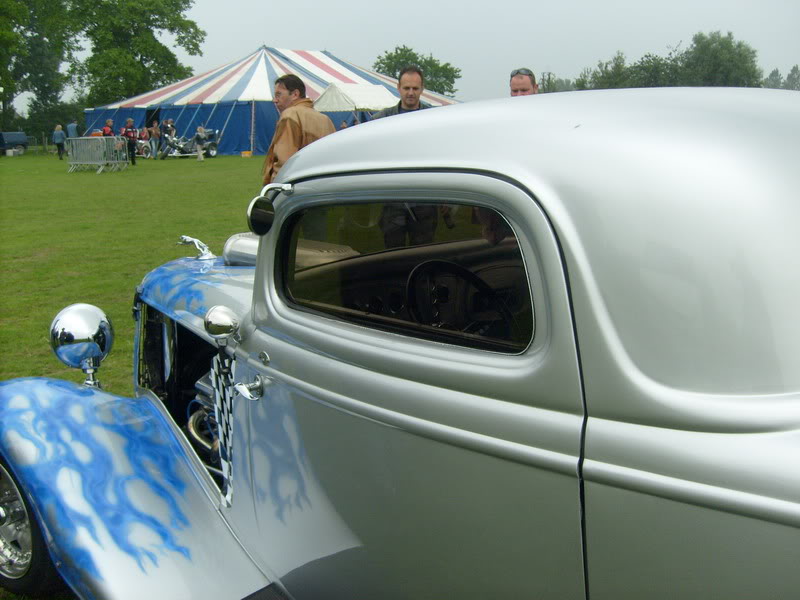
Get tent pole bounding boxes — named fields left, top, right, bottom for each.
left=250, top=101, right=255, bottom=153
left=219, top=101, right=238, bottom=144
left=184, top=106, right=198, bottom=134
left=83, top=112, right=103, bottom=136
left=173, top=105, right=188, bottom=136
left=205, top=102, right=219, bottom=128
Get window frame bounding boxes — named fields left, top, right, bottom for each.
left=275, top=191, right=536, bottom=354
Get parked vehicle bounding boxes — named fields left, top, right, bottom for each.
left=160, top=129, right=219, bottom=159
left=0, top=131, right=29, bottom=154
left=136, top=138, right=152, bottom=158
left=1, top=88, right=800, bottom=600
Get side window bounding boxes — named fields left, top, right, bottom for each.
left=282, top=201, right=533, bottom=353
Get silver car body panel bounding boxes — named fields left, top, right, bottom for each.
left=277, top=88, right=800, bottom=597
left=234, top=171, right=587, bottom=597
left=4, top=88, right=799, bottom=598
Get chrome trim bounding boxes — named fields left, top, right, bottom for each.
left=204, top=305, right=240, bottom=347
left=258, top=182, right=293, bottom=197
left=0, top=463, right=32, bottom=579
left=177, top=235, right=216, bottom=260
left=49, top=303, right=114, bottom=388
left=233, top=376, right=269, bottom=401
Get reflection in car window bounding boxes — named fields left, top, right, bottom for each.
left=283, top=202, right=533, bottom=353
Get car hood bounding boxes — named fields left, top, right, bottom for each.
left=138, top=257, right=255, bottom=336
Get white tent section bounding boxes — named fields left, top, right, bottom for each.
left=313, top=83, right=399, bottom=112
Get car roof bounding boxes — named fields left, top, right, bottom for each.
left=284, top=88, right=800, bottom=395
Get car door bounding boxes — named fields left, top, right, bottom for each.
left=236, top=171, right=587, bottom=599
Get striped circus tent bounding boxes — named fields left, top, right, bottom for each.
left=83, top=46, right=459, bottom=155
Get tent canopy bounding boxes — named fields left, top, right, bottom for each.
left=313, top=83, right=399, bottom=112
left=83, top=46, right=458, bottom=154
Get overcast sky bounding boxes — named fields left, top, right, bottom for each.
left=172, top=0, right=800, bottom=101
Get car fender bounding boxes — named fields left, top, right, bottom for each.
left=0, top=377, right=272, bottom=600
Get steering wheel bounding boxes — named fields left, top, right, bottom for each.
left=405, top=259, right=515, bottom=335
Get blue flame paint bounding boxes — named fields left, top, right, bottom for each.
left=250, top=387, right=311, bottom=522
left=138, top=258, right=253, bottom=323
left=0, top=378, right=193, bottom=582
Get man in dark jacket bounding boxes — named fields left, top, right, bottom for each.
left=372, top=66, right=431, bottom=119
left=120, top=118, right=138, bottom=165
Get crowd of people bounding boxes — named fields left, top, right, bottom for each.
left=51, top=116, right=190, bottom=164
left=260, top=65, right=538, bottom=247
left=51, top=66, right=539, bottom=173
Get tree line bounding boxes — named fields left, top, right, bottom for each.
left=2, top=14, right=797, bottom=137
left=539, top=32, right=799, bottom=93
left=375, top=33, right=798, bottom=96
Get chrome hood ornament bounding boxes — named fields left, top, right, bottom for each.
left=177, top=235, right=216, bottom=260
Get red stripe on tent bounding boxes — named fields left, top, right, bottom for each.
left=271, top=55, right=321, bottom=100
left=421, top=90, right=455, bottom=105
left=294, top=50, right=356, bottom=84
left=121, top=69, right=214, bottom=108
left=120, top=65, right=234, bottom=108
left=189, top=54, right=259, bottom=104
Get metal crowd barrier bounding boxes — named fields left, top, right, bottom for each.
left=66, top=136, right=129, bottom=173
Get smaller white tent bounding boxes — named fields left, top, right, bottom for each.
left=313, top=83, right=398, bottom=112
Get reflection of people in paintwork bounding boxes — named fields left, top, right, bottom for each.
left=379, top=204, right=455, bottom=248
left=380, top=204, right=438, bottom=248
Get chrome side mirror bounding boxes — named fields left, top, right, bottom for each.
left=50, top=304, right=114, bottom=388
left=246, top=196, right=275, bottom=236
left=247, top=182, right=292, bottom=236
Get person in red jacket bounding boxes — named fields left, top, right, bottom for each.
left=120, top=118, right=138, bottom=165
left=101, top=119, right=114, bottom=136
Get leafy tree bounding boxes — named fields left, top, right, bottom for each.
left=0, top=0, right=28, bottom=128
left=681, top=31, right=762, bottom=87
left=574, top=67, right=594, bottom=91
left=24, top=95, right=87, bottom=139
left=573, top=52, right=631, bottom=90
left=12, top=0, right=78, bottom=109
left=373, top=45, right=461, bottom=97
left=784, top=65, right=800, bottom=90
left=74, top=0, right=205, bottom=106
left=539, top=72, right=575, bottom=93
left=574, top=32, right=764, bottom=91
left=762, top=68, right=784, bottom=89
left=588, top=51, right=630, bottom=89
left=627, top=49, right=684, bottom=87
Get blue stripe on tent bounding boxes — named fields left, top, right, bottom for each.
left=157, top=55, right=254, bottom=106
left=321, top=51, right=400, bottom=96
left=267, top=47, right=329, bottom=89
left=321, top=51, right=388, bottom=87
left=220, top=51, right=265, bottom=102
left=263, top=51, right=280, bottom=91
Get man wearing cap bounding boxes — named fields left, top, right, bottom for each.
left=510, top=68, right=538, bottom=96
left=262, top=74, right=336, bottom=185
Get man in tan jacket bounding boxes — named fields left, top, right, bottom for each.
left=262, top=74, right=335, bottom=185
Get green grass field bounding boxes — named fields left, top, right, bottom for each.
left=0, top=151, right=262, bottom=391
left=0, top=151, right=264, bottom=600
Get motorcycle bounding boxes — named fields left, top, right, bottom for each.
left=159, top=129, right=219, bottom=160
left=136, top=138, right=152, bottom=159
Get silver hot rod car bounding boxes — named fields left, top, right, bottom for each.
left=1, top=88, right=799, bottom=600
